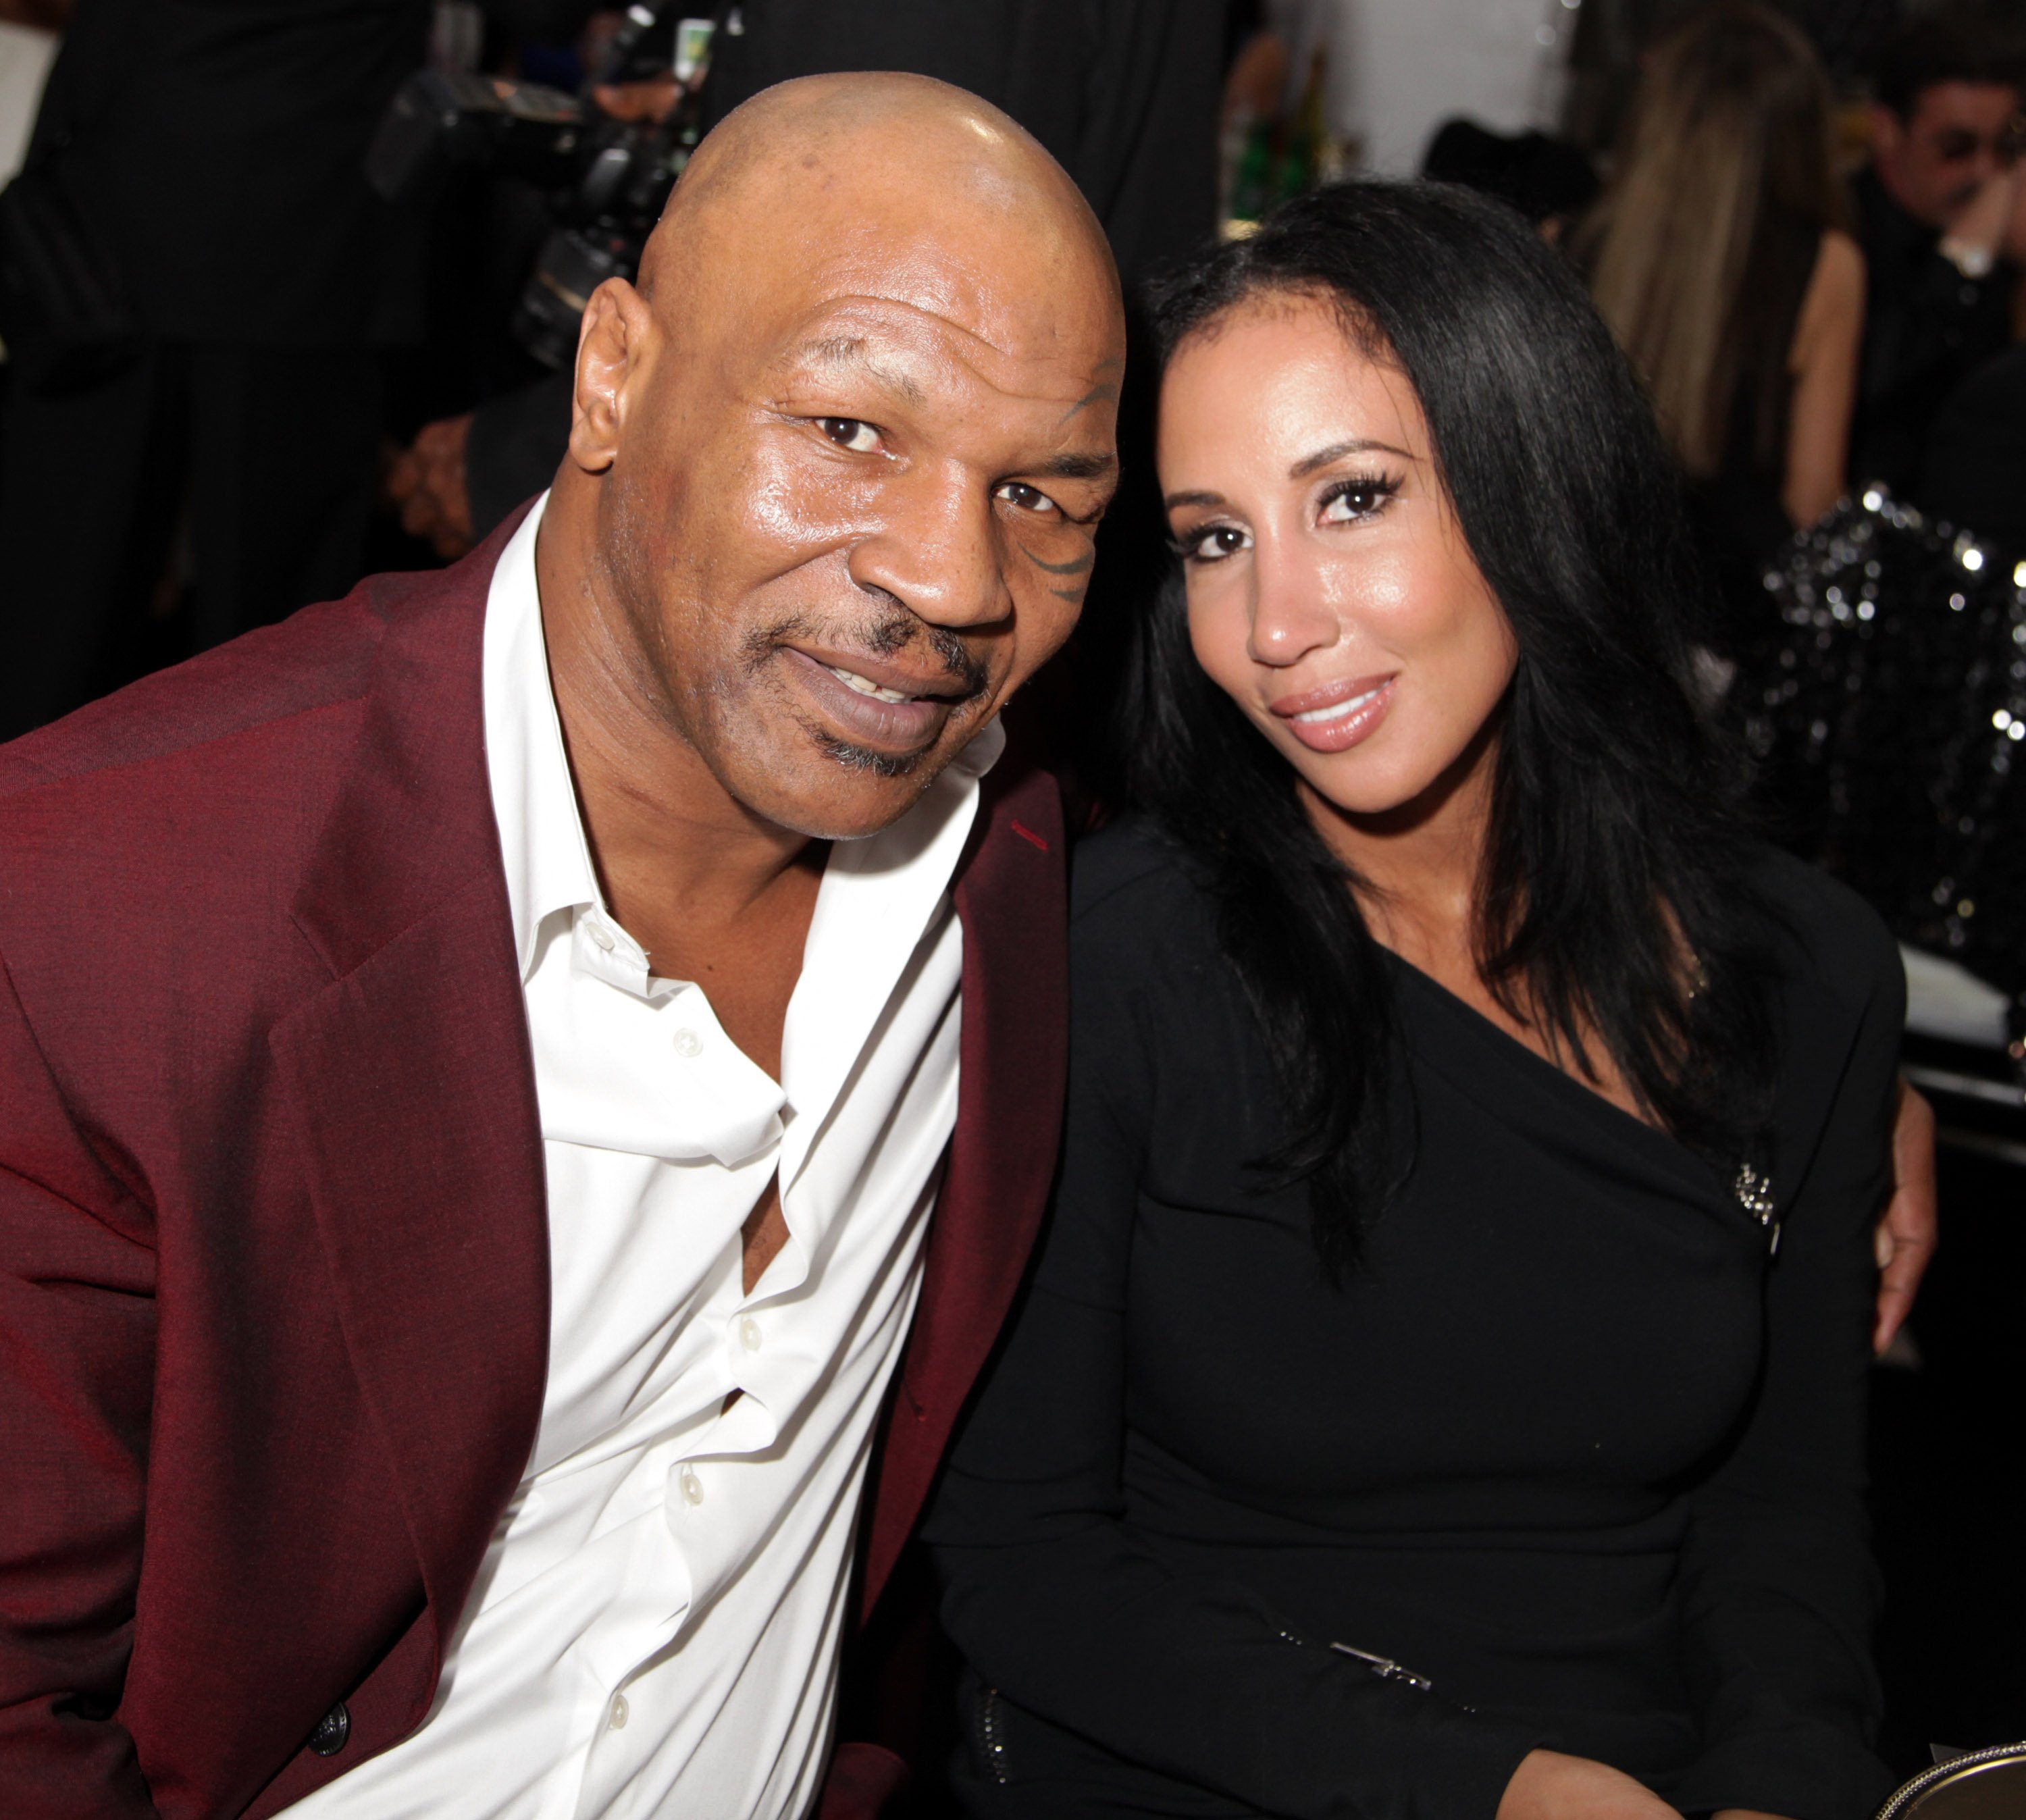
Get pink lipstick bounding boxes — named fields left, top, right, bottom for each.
left=1266, top=673, right=1396, bottom=754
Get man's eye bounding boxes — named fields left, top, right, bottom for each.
left=995, top=481, right=1060, bottom=515
left=1172, top=523, right=1251, bottom=563
left=817, top=418, right=882, bottom=454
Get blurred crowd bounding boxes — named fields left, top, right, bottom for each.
left=2, top=1, right=2025, bottom=742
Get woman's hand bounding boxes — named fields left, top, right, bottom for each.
left=1873, top=1080, right=1938, bottom=1354
left=1497, top=1750, right=1683, bottom=1819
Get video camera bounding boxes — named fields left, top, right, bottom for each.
left=365, top=4, right=720, bottom=369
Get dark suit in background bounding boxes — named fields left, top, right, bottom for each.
left=1921, top=342, right=2026, bottom=558
left=1848, top=163, right=2017, bottom=499
left=0, top=0, right=430, bottom=739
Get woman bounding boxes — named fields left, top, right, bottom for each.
left=927, top=183, right=1900, bottom=1820
left=1574, top=2, right=1863, bottom=650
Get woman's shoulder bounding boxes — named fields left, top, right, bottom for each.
left=1072, top=816, right=1207, bottom=915
left=1069, top=816, right=1221, bottom=964
left=1813, top=227, right=1865, bottom=294
left=1746, top=843, right=1904, bottom=1029
left=1792, top=228, right=1865, bottom=354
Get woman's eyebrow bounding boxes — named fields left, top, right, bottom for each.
left=1163, top=489, right=1224, bottom=511
left=1289, top=438, right=1413, bottom=479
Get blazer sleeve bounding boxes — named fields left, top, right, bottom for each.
left=1669, top=902, right=1902, bottom=1820
left=0, top=952, right=161, bottom=1817
left=925, top=879, right=1543, bottom=1820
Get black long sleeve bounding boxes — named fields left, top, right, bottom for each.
left=929, top=825, right=1896, bottom=1820
left=1671, top=903, right=1903, bottom=1819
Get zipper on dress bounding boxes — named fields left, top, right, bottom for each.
left=975, top=1684, right=1013, bottom=1785
left=1328, top=1640, right=1437, bottom=1693
left=1279, top=1627, right=1437, bottom=1695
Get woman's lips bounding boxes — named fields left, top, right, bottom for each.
left=782, top=646, right=963, bottom=754
left=1267, top=673, right=1396, bottom=754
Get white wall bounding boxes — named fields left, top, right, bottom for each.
left=1272, top=0, right=1578, bottom=175
left=0, top=23, right=57, bottom=184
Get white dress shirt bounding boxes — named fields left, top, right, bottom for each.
left=282, top=497, right=1001, bottom=1820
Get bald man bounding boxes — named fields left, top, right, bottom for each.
left=0, top=75, right=1123, bottom=1820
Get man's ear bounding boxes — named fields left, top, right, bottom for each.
left=568, top=278, right=657, bottom=475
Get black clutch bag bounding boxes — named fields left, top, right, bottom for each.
left=1875, top=1742, right=2026, bottom=1817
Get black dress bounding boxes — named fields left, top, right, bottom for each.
left=927, top=822, right=1902, bottom=1820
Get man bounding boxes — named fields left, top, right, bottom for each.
left=1850, top=4, right=2026, bottom=496
left=0, top=72, right=1123, bottom=1819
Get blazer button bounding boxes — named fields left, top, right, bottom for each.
left=308, top=1702, right=351, bottom=1757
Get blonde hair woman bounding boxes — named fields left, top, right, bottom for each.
left=1578, top=2, right=1864, bottom=644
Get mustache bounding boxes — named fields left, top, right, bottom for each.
left=746, top=605, right=991, bottom=699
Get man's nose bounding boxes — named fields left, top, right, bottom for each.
left=1247, top=541, right=1340, bottom=667
left=848, top=469, right=1012, bottom=629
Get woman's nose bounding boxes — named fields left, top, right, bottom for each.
left=1247, top=545, right=1340, bottom=667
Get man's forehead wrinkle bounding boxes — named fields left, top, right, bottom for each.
left=779, top=292, right=1121, bottom=399
left=789, top=334, right=931, bottom=407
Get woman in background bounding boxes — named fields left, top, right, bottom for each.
left=1575, top=1, right=1863, bottom=651
left=928, top=182, right=1899, bottom=1819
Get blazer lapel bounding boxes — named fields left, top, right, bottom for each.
left=269, top=531, right=549, bottom=1678
left=861, top=754, right=1070, bottom=1615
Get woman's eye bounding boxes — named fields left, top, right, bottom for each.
left=1318, top=477, right=1397, bottom=523
left=995, top=481, right=1060, bottom=516
left=1176, top=523, right=1251, bottom=563
left=817, top=417, right=882, bottom=454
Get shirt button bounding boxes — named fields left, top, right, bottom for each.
left=738, top=1316, right=763, bottom=1352
left=673, top=1028, right=704, bottom=1058
left=588, top=921, right=617, bottom=954
left=608, top=1694, right=629, bottom=1730
left=678, top=1465, right=704, bottom=1507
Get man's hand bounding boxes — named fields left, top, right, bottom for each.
left=1874, top=1080, right=1938, bottom=1355
left=1497, top=1750, right=1682, bottom=1819
left=386, top=413, right=475, bottom=560
left=592, top=76, right=681, bottom=122
left=1942, top=167, right=2023, bottom=266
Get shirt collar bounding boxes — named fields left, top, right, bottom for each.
left=483, top=495, right=611, bottom=983
left=482, top=494, right=1007, bottom=987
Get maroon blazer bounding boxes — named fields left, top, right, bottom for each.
left=0, top=518, right=1068, bottom=1819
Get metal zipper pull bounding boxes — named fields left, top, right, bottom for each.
left=1329, top=1640, right=1435, bottom=1693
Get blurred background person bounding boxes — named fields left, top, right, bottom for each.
left=1850, top=1, right=2026, bottom=498
left=1574, top=1, right=1863, bottom=656
left=0, top=0, right=432, bottom=740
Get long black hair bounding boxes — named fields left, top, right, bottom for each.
left=1131, top=180, right=1782, bottom=1277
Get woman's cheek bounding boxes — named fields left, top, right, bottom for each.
left=1186, top=582, right=1250, bottom=696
